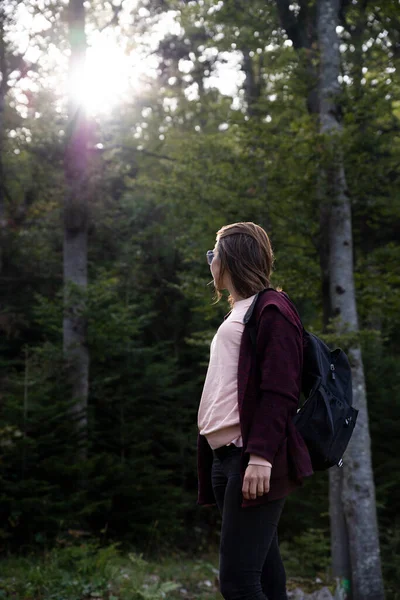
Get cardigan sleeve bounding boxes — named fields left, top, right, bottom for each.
left=244, top=305, right=302, bottom=465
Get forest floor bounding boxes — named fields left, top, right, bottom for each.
left=0, top=541, right=334, bottom=599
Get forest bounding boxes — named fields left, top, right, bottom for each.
left=0, top=0, right=399, bottom=599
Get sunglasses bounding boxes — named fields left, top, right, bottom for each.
left=206, top=250, right=214, bottom=265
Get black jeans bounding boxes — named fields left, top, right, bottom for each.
left=211, top=445, right=288, bottom=600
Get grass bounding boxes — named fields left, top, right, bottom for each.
left=0, top=524, right=397, bottom=599
left=0, top=542, right=219, bottom=600
left=0, top=538, right=335, bottom=600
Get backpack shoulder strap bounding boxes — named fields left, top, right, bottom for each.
left=246, top=289, right=304, bottom=349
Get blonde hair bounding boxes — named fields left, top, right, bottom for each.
left=211, top=222, right=275, bottom=307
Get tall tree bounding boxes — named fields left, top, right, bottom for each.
left=317, top=0, right=384, bottom=598
left=64, top=0, right=90, bottom=453
left=275, top=0, right=334, bottom=328
left=0, top=5, right=6, bottom=272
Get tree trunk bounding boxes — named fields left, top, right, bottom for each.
left=317, top=1, right=385, bottom=598
left=329, top=466, right=352, bottom=597
left=275, top=0, right=319, bottom=115
left=64, top=0, right=89, bottom=454
left=275, top=0, right=333, bottom=328
left=0, top=7, right=7, bottom=274
left=242, top=49, right=261, bottom=118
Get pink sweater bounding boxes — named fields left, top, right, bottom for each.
left=197, top=295, right=271, bottom=467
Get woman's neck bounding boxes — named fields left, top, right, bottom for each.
left=229, top=289, right=246, bottom=303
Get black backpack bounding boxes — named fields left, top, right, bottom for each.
left=294, top=328, right=358, bottom=470
left=247, top=292, right=359, bottom=471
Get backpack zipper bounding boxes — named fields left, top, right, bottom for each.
left=330, top=364, right=336, bottom=380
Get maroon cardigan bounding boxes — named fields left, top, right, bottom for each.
left=197, top=289, right=313, bottom=509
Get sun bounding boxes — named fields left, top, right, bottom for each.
left=70, top=33, right=144, bottom=115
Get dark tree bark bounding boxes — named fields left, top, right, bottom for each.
left=0, top=6, right=7, bottom=273
left=275, top=0, right=332, bottom=327
left=317, top=0, right=385, bottom=598
left=276, top=0, right=319, bottom=115
left=242, top=48, right=264, bottom=118
left=63, top=0, right=90, bottom=453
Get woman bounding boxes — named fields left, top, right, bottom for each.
left=197, top=222, right=313, bottom=600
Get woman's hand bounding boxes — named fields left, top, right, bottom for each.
left=242, top=464, right=272, bottom=500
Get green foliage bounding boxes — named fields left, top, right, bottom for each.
left=0, top=542, right=180, bottom=600
left=0, top=543, right=340, bottom=600
left=363, top=343, right=400, bottom=526
left=281, top=528, right=331, bottom=579
left=380, top=522, right=400, bottom=600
